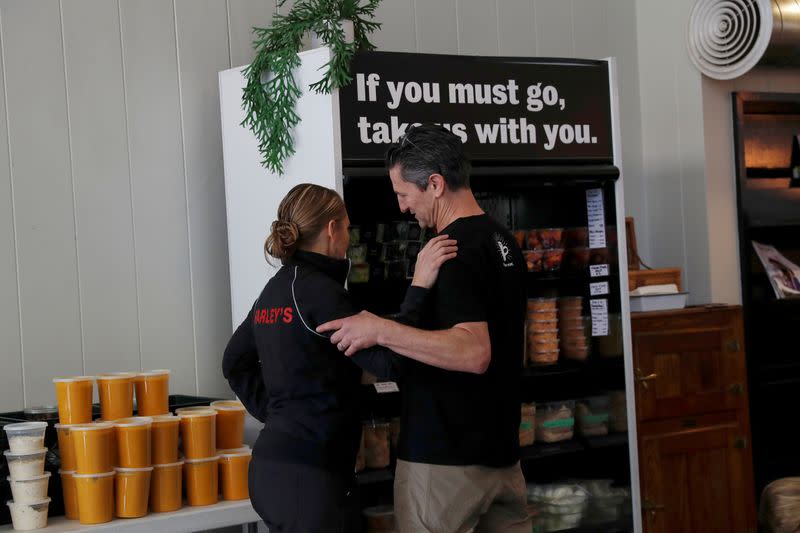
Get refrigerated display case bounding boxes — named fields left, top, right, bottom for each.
left=220, top=49, right=641, bottom=533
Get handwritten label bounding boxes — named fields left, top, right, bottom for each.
left=590, top=264, right=610, bottom=278
left=590, top=298, right=609, bottom=336
left=590, top=281, right=610, bottom=296
left=374, top=382, right=399, bottom=394
left=586, top=188, right=607, bottom=249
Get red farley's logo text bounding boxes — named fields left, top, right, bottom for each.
left=255, top=307, right=293, bottom=325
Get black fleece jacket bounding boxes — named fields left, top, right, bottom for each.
left=222, top=250, right=427, bottom=475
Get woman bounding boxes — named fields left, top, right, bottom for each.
left=222, top=183, right=455, bottom=532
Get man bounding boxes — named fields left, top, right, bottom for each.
left=318, top=124, right=529, bottom=532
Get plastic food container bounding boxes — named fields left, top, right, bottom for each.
left=7, top=472, right=51, bottom=504
left=513, top=230, right=526, bottom=249
left=563, top=227, right=589, bottom=248
left=536, top=401, right=575, bottom=443
left=59, top=470, right=79, bottom=520
left=363, top=421, right=390, bottom=469
left=561, top=337, right=590, bottom=361
left=53, top=376, right=94, bottom=424
left=576, top=396, right=610, bottom=437
left=531, top=228, right=564, bottom=250
left=528, top=349, right=559, bottom=366
left=96, top=372, right=136, bottom=421
left=134, top=370, right=170, bottom=416
left=565, top=247, right=591, bottom=272
left=219, top=448, right=251, bottom=500
left=528, top=483, right=589, bottom=514
left=529, top=339, right=559, bottom=353
left=523, top=250, right=544, bottom=272
left=210, top=400, right=246, bottom=450
left=6, top=498, right=50, bottom=531
left=184, top=455, right=219, bottom=506
left=73, top=471, right=115, bottom=524
left=71, top=422, right=114, bottom=474
left=527, top=326, right=559, bottom=344
left=558, top=296, right=583, bottom=309
left=114, top=417, right=152, bottom=468
left=4, top=449, right=46, bottom=479
left=528, top=298, right=556, bottom=312
left=55, top=423, right=77, bottom=471
left=543, top=249, right=564, bottom=271
left=363, top=505, right=395, bottom=532
left=22, top=407, right=57, bottom=422
left=150, top=414, right=180, bottom=464
left=115, top=466, right=153, bottom=518
left=3, top=422, right=48, bottom=453
left=519, top=403, right=536, bottom=447
left=150, top=460, right=184, bottom=513
left=178, top=408, right=217, bottom=459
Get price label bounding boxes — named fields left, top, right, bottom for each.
left=590, top=298, right=609, bottom=336
left=590, top=281, right=610, bottom=296
left=374, top=381, right=399, bottom=394
left=586, top=188, right=607, bottom=249
left=590, top=264, right=610, bottom=278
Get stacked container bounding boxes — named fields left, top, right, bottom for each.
left=71, top=422, right=115, bottom=524
left=176, top=407, right=218, bottom=506
left=3, top=422, right=51, bottom=530
left=211, top=401, right=250, bottom=501
left=558, top=297, right=590, bottom=361
left=526, top=298, right=559, bottom=365
left=113, top=417, right=153, bottom=518
left=149, top=414, right=182, bottom=513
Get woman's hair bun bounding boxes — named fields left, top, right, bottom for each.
left=266, top=219, right=300, bottom=260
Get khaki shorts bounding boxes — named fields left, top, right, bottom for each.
left=393, top=460, right=531, bottom=533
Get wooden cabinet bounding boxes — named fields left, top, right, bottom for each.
left=632, top=306, right=756, bottom=533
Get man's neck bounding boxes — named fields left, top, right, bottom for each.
left=435, top=188, right=484, bottom=232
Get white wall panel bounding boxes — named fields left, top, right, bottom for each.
left=62, top=0, right=140, bottom=375
left=573, top=0, right=608, bottom=59
left=228, top=0, right=275, bottom=68
left=372, top=0, right=416, bottom=52
left=1, top=0, right=83, bottom=407
left=457, top=0, right=498, bottom=56
left=0, top=9, right=24, bottom=409
left=415, top=0, right=458, bottom=54
left=119, top=0, right=197, bottom=394
left=534, top=0, right=573, bottom=58
left=497, top=0, right=535, bottom=56
left=175, top=0, right=233, bottom=397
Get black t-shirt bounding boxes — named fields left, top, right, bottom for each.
left=397, top=214, right=526, bottom=467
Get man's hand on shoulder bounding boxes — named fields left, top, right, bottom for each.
left=317, top=311, right=386, bottom=356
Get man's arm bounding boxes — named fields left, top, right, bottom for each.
left=319, top=312, right=491, bottom=374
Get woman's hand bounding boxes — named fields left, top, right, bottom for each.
left=411, top=235, right=458, bottom=289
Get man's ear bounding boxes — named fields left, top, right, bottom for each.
left=429, top=174, right=446, bottom=198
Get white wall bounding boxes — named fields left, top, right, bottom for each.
left=0, top=0, right=644, bottom=410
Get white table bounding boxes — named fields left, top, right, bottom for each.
left=0, top=500, right=261, bottom=533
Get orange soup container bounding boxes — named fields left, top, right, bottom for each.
left=71, top=422, right=114, bottom=474
left=53, top=377, right=94, bottom=424
left=210, top=400, right=246, bottom=450
left=96, top=372, right=135, bottom=421
left=150, top=460, right=183, bottom=513
left=134, top=370, right=170, bottom=416
left=55, top=424, right=77, bottom=471
left=73, top=471, right=115, bottom=525
left=114, top=417, right=152, bottom=468
left=114, top=466, right=152, bottom=518
left=218, top=448, right=251, bottom=501
left=150, top=414, right=180, bottom=465
left=184, top=455, right=219, bottom=506
left=58, top=470, right=79, bottom=520
left=177, top=408, right=216, bottom=459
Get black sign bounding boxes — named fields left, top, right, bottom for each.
left=338, top=51, right=613, bottom=165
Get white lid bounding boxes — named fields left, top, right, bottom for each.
left=70, top=422, right=113, bottom=431
left=6, top=472, right=51, bottom=483
left=210, top=400, right=246, bottom=411
left=6, top=497, right=51, bottom=507
left=3, top=448, right=47, bottom=458
left=150, top=414, right=179, bottom=423
left=54, top=423, right=79, bottom=430
left=176, top=408, right=216, bottom=417
left=96, top=372, right=137, bottom=380
left=115, top=466, right=154, bottom=473
left=3, top=422, right=47, bottom=433
left=153, top=460, right=185, bottom=469
left=72, top=471, right=115, bottom=479
left=219, top=448, right=252, bottom=459
left=183, top=455, right=220, bottom=465
left=52, top=376, right=94, bottom=383
left=114, top=417, right=153, bottom=427
left=217, top=445, right=250, bottom=454
left=138, top=369, right=170, bottom=376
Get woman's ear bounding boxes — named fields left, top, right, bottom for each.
left=326, top=219, right=337, bottom=239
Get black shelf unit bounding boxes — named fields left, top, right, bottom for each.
left=732, top=91, right=800, bottom=498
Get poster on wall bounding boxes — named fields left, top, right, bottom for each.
left=338, top=51, right=613, bottom=165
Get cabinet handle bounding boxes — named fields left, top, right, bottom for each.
left=728, top=383, right=744, bottom=395
left=734, top=437, right=748, bottom=449
left=635, top=369, right=658, bottom=389
left=727, top=340, right=741, bottom=352
left=642, top=499, right=665, bottom=518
